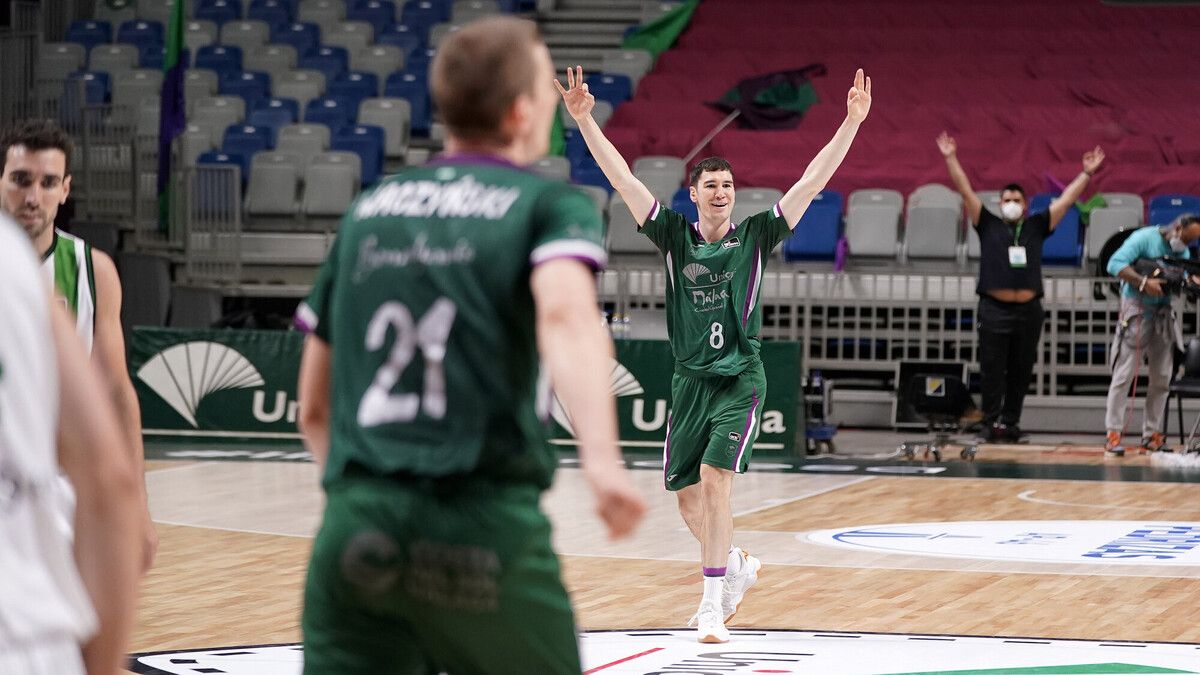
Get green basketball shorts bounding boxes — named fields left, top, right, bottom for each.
left=302, top=471, right=580, bottom=674
left=662, top=362, right=767, bottom=491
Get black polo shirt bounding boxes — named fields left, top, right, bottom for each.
left=975, top=207, right=1050, bottom=298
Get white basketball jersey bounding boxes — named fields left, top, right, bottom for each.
left=0, top=216, right=97, bottom=648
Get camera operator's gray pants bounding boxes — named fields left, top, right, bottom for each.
left=1105, top=298, right=1177, bottom=436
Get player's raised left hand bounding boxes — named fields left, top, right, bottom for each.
left=847, top=68, right=872, bottom=123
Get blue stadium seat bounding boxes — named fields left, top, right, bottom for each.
left=304, top=97, right=354, bottom=132
left=271, top=22, right=320, bottom=57
left=333, top=124, right=385, bottom=186
left=298, top=46, right=349, bottom=83
left=139, top=44, right=189, bottom=69
left=1029, top=192, right=1083, bottom=266
left=564, top=131, right=590, bottom=164
left=585, top=73, right=632, bottom=106
left=376, top=24, right=423, bottom=56
left=246, top=97, right=299, bottom=144
left=117, top=20, right=163, bottom=47
left=195, top=45, right=243, bottom=76
left=383, top=72, right=430, bottom=134
left=66, top=21, right=112, bottom=53
left=195, top=0, right=242, bottom=26
left=222, top=125, right=274, bottom=164
left=219, top=71, right=272, bottom=108
left=782, top=190, right=842, bottom=261
left=196, top=150, right=246, bottom=186
left=571, top=157, right=613, bottom=193
left=671, top=187, right=698, bottom=223
left=405, top=47, right=435, bottom=74
left=328, top=72, right=378, bottom=112
left=247, top=0, right=293, bottom=30
left=347, top=1, right=396, bottom=29
left=59, top=71, right=110, bottom=127
left=1148, top=194, right=1200, bottom=226
left=402, top=1, right=450, bottom=30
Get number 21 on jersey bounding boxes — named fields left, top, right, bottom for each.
left=358, top=298, right=457, bottom=427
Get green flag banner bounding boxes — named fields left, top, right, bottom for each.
left=549, top=108, right=566, bottom=157
left=621, top=0, right=700, bottom=59
left=131, top=329, right=803, bottom=455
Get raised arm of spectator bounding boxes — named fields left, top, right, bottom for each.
left=1049, top=146, right=1104, bottom=230
left=778, top=69, right=872, bottom=229
left=937, top=132, right=984, bottom=225
left=555, top=66, right=656, bottom=225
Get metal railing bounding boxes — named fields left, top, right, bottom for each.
left=182, top=164, right=243, bottom=286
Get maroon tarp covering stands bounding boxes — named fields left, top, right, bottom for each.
left=603, top=0, right=1200, bottom=205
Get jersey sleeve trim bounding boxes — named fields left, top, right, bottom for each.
left=773, top=202, right=783, bottom=220
left=643, top=201, right=662, bottom=225
left=530, top=239, right=608, bottom=270
left=294, top=301, right=319, bottom=334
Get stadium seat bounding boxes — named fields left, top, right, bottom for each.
left=357, top=98, right=411, bottom=162
left=347, top=1, right=397, bottom=29
left=272, top=22, right=321, bottom=57
left=194, top=45, right=243, bottom=77
left=66, top=21, right=113, bottom=54
left=324, top=21, right=374, bottom=52
left=845, top=189, right=902, bottom=259
left=601, top=49, right=653, bottom=88
left=192, top=95, right=247, bottom=145
left=246, top=97, right=300, bottom=144
left=299, top=46, right=349, bottom=83
left=1030, top=193, right=1083, bottom=266
left=88, top=44, right=140, bottom=73
left=184, top=20, right=218, bottom=53
left=219, top=71, right=272, bottom=108
left=578, top=184, right=609, bottom=217
left=37, top=43, right=87, bottom=93
left=97, top=1, right=137, bottom=26
left=350, top=45, right=404, bottom=92
left=196, top=150, right=245, bottom=186
left=245, top=44, right=299, bottom=80
left=572, top=159, right=613, bottom=193
left=222, top=125, right=274, bottom=165
left=428, top=22, right=465, bottom=49
left=180, top=125, right=216, bottom=167
left=328, top=71, right=379, bottom=111
left=561, top=100, right=612, bottom=129
left=908, top=183, right=961, bottom=208
left=297, top=0, right=346, bottom=35
left=376, top=25, right=423, bottom=57
left=117, top=20, right=164, bottom=47
left=731, top=187, right=783, bottom=225
left=138, top=43, right=190, bottom=69
left=136, top=97, right=160, bottom=136
left=273, top=69, right=326, bottom=111
left=304, top=97, right=354, bottom=133
left=276, top=123, right=331, bottom=168
left=383, top=72, right=430, bottom=134
left=606, top=193, right=658, bottom=254
left=302, top=151, right=362, bottom=216
left=332, top=125, right=385, bottom=186
left=111, top=69, right=164, bottom=127
left=1148, top=194, right=1200, bottom=226
left=244, top=151, right=301, bottom=217
left=194, top=0, right=242, bottom=26
left=782, top=190, right=841, bottom=261
left=220, top=20, right=272, bottom=52
left=402, top=0, right=450, bottom=30
left=247, top=0, right=293, bottom=29
left=671, top=187, right=698, bottom=223
left=451, top=0, right=501, bottom=22
left=530, top=156, right=570, bottom=182
left=632, top=155, right=684, bottom=202
left=184, top=69, right=219, bottom=115
left=585, top=73, right=633, bottom=106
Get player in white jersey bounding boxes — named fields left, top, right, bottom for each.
left=0, top=214, right=140, bottom=675
left=0, top=119, right=157, bottom=570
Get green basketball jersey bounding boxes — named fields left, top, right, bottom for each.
left=296, top=157, right=606, bottom=488
left=640, top=202, right=791, bottom=377
left=41, top=229, right=96, bottom=354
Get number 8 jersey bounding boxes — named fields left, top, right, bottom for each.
left=639, top=202, right=792, bottom=378
left=296, top=158, right=606, bottom=488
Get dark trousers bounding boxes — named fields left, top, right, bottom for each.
left=977, top=295, right=1044, bottom=427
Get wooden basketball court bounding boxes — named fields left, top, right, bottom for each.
left=127, top=438, right=1200, bottom=672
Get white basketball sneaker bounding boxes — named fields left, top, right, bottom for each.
left=722, top=548, right=762, bottom=622
left=695, top=601, right=730, bottom=643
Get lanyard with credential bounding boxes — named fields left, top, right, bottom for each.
left=1012, top=221, right=1023, bottom=246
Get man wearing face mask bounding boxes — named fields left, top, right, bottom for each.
left=1102, top=214, right=1200, bottom=455
left=937, top=132, right=1105, bottom=443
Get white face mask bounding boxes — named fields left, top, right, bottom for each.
left=1000, top=201, right=1023, bottom=222
left=1170, top=233, right=1187, bottom=253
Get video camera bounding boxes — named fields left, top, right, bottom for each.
left=1132, top=256, right=1200, bottom=300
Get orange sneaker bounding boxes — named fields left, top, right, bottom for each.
left=1137, top=432, right=1168, bottom=454
left=1104, top=431, right=1123, bottom=456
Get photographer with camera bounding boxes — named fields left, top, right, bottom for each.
left=1104, top=214, right=1200, bottom=455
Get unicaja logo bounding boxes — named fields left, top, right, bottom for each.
left=552, top=359, right=643, bottom=435
left=681, top=262, right=711, bottom=283
left=137, top=341, right=265, bottom=427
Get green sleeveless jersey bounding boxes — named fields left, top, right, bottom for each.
left=41, top=229, right=96, bottom=354
left=640, top=202, right=792, bottom=377
left=296, top=157, right=606, bottom=488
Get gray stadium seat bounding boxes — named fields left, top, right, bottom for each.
left=731, top=187, right=783, bottom=226
left=302, top=152, right=361, bottom=217
left=578, top=185, right=609, bottom=217
left=179, top=125, right=215, bottom=168
left=351, top=46, right=404, bottom=94
left=137, top=97, right=161, bottom=136
left=968, top=190, right=1002, bottom=259
left=452, top=0, right=500, bottom=21
left=184, top=20, right=218, bottom=54
left=530, top=156, right=570, bottom=182
left=902, top=189, right=960, bottom=260
left=96, top=2, right=136, bottom=25
left=38, top=42, right=86, bottom=84
left=89, top=44, right=139, bottom=74
left=137, top=0, right=175, bottom=25
left=607, top=193, right=658, bottom=254
left=846, top=189, right=902, bottom=258
left=358, top=98, right=411, bottom=163
left=561, top=100, right=613, bottom=130
left=633, top=155, right=685, bottom=202
left=277, top=123, right=331, bottom=169
left=298, top=0, right=346, bottom=35
left=112, top=69, right=164, bottom=127
left=219, top=20, right=272, bottom=53
left=273, top=70, right=326, bottom=112
left=601, top=49, right=654, bottom=88
left=192, top=96, right=246, bottom=146
left=245, top=44, right=299, bottom=82
left=324, top=21, right=374, bottom=51
left=909, top=182, right=961, bottom=208
left=1101, top=192, right=1144, bottom=216
left=1087, top=208, right=1140, bottom=260
left=245, top=151, right=301, bottom=217
left=429, top=22, right=465, bottom=49
left=184, top=69, right=219, bottom=116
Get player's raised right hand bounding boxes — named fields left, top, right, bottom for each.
left=584, top=461, right=647, bottom=540
left=554, top=66, right=595, bottom=122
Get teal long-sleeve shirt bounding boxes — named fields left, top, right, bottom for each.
left=1106, top=225, right=1190, bottom=306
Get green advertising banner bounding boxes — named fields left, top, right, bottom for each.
left=131, top=329, right=804, bottom=455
